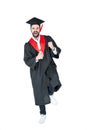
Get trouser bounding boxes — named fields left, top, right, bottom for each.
left=39, top=84, right=54, bottom=115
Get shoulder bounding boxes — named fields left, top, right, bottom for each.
left=43, top=35, right=53, bottom=41
left=24, top=42, right=31, bottom=50
left=24, top=41, right=32, bottom=47
left=24, top=42, right=29, bottom=46
left=44, top=35, right=51, bottom=38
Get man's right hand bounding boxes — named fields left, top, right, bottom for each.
left=36, top=51, right=44, bottom=61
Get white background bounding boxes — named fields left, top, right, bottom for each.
left=0, top=0, right=87, bottom=129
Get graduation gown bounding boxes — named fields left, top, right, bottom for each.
left=24, top=35, right=61, bottom=105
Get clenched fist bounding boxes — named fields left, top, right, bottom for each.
left=36, top=51, right=44, bottom=61
left=48, top=41, right=55, bottom=50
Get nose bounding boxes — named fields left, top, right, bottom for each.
left=33, top=28, right=37, bottom=32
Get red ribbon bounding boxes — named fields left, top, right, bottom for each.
left=29, top=35, right=46, bottom=54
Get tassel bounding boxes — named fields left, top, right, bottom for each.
left=40, top=24, right=43, bottom=32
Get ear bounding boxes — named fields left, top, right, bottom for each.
left=30, top=25, right=32, bottom=32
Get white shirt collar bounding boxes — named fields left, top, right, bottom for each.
left=32, top=35, right=40, bottom=43
left=32, top=35, right=41, bottom=50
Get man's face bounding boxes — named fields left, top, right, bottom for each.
left=30, top=24, right=40, bottom=38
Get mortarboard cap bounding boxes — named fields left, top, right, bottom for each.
left=26, top=17, right=44, bottom=26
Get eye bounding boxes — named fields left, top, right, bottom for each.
left=37, top=27, right=39, bottom=30
left=32, top=27, right=35, bottom=30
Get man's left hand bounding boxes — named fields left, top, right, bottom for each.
left=48, top=41, right=55, bottom=51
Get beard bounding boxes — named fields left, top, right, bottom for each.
left=32, top=31, right=39, bottom=38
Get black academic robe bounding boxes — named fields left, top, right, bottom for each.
left=24, top=35, right=61, bottom=105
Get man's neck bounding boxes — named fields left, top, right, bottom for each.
left=35, top=37, right=39, bottom=40
left=33, top=35, right=40, bottom=41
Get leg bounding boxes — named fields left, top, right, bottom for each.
left=48, top=83, right=54, bottom=95
left=39, top=105, right=46, bottom=124
left=39, top=105, right=46, bottom=115
left=48, top=83, right=58, bottom=105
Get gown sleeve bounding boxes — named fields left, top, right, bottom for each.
left=47, top=36, right=61, bottom=58
left=24, top=43, right=37, bottom=69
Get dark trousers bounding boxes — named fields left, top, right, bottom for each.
left=39, top=84, right=54, bottom=115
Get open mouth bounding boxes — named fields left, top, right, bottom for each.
left=34, top=32, right=38, bottom=34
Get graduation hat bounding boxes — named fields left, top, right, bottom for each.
left=26, top=17, right=44, bottom=26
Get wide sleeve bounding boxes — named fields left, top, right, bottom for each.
left=47, top=36, right=61, bottom=58
left=23, top=43, right=37, bottom=69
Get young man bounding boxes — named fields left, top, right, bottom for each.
left=24, top=17, right=62, bottom=124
